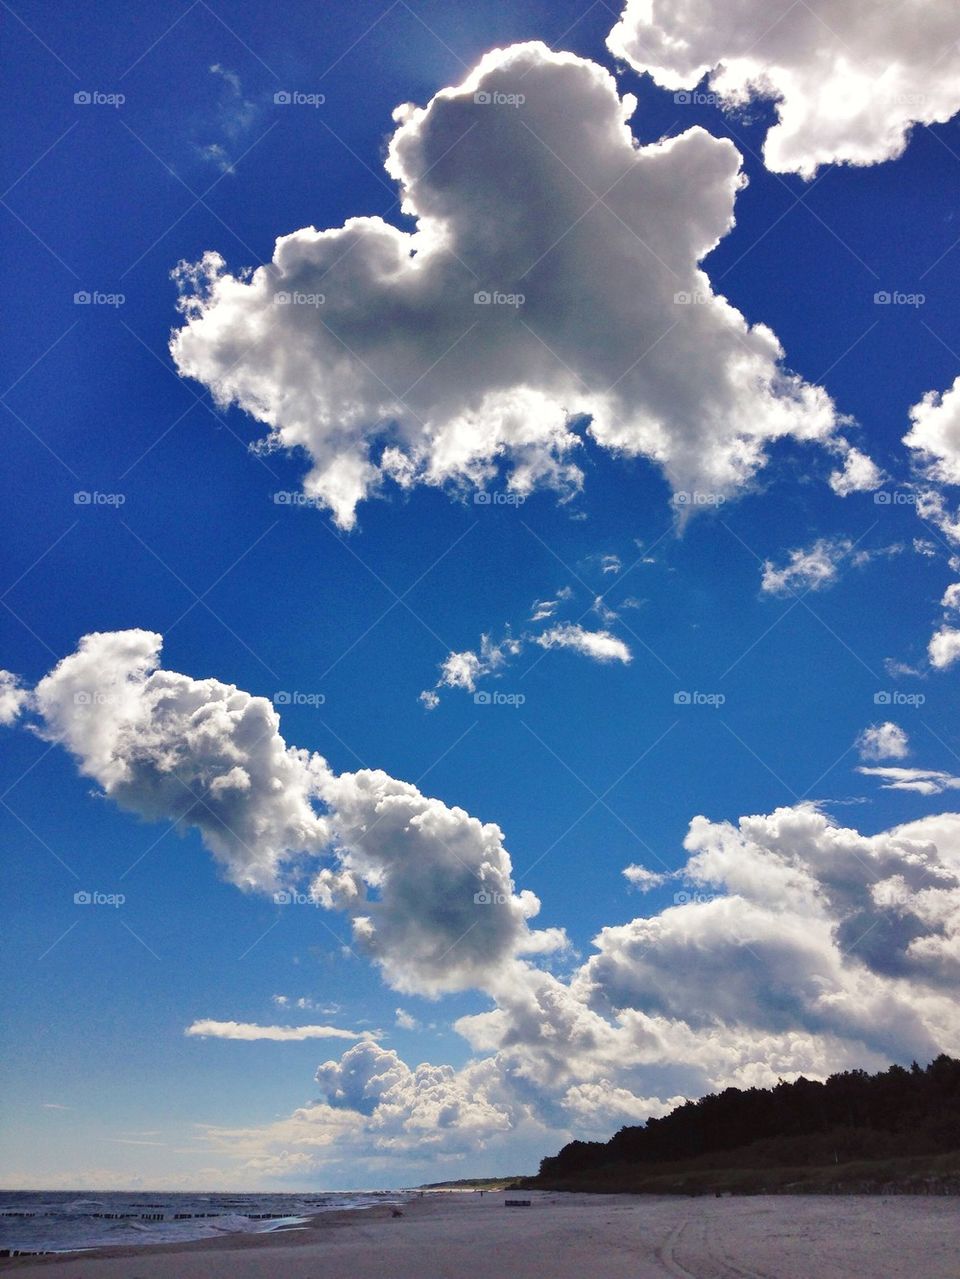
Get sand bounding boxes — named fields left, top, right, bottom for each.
left=3, top=1190, right=958, bottom=1278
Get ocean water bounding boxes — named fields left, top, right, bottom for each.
left=0, top=1190, right=407, bottom=1256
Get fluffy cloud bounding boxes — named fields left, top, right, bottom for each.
left=858, top=766, right=960, bottom=796
left=185, top=1020, right=374, bottom=1042
left=14, top=639, right=960, bottom=1174
left=32, top=630, right=329, bottom=891
left=306, top=803, right=960, bottom=1168
left=926, top=582, right=960, bottom=670
left=170, top=42, right=857, bottom=529
left=311, top=766, right=567, bottom=994
left=315, top=1041, right=516, bottom=1148
left=856, top=721, right=909, bottom=762
left=760, top=537, right=851, bottom=595
left=0, top=670, right=30, bottom=726
left=622, top=863, right=667, bottom=891
left=26, top=630, right=565, bottom=994
left=606, top=0, right=960, bottom=177
left=904, top=378, right=960, bottom=485
left=828, top=444, right=884, bottom=497
left=929, top=627, right=960, bottom=670
left=535, top=623, right=632, bottom=664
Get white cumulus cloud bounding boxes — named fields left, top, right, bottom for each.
left=856, top=722, right=909, bottom=762
left=904, top=377, right=960, bottom=485
left=17, top=642, right=960, bottom=1176
left=606, top=0, right=960, bottom=177
left=0, top=670, right=30, bottom=726
left=27, top=630, right=566, bottom=996
left=929, top=626, right=960, bottom=670
left=622, top=863, right=668, bottom=891
left=170, top=42, right=856, bottom=530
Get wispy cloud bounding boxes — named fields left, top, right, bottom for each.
left=185, top=1020, right=377, bottom=1042
left=857, top=766, right=960, bottom=795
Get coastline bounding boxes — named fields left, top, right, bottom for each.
left=3, top=1189, right=958, bottom=1278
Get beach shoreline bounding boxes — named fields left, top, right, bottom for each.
left=3, top=1189, right=958, bottom=1278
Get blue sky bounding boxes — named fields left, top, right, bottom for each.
left=2, top=0, right=960, bottom=1189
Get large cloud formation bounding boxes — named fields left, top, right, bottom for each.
left=205, top=804, right=960, bottom=1181
left=30, top=630, right=563, bottom=994
left=170, top=42, right=862, bottom=529
left=607, top=0, right=960, bottom=177
left=13, top=636, right=960, bottom=1178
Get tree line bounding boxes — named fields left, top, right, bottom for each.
left=530, top=1056, right=960, bottom=1184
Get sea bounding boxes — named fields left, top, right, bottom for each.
left=0, top=1189, right=408, bottom=1256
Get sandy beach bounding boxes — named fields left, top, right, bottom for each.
left=3, top=1190, right=958, bottom=1278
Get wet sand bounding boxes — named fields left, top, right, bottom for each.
left=3, top=1189, right=958, bottom=1278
